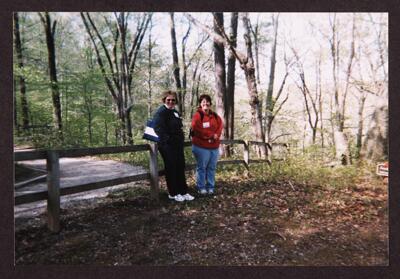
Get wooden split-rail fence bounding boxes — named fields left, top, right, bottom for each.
left=14, top=140, right=287, bottom=232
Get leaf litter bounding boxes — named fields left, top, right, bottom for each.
left=15, top=172, right=388, bottom=265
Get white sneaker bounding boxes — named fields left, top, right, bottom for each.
left=208, top=189, right=214, bottom=195
left=182, top=193, right=195, bottom=201
left=198, top=189, right=207, bottom=195
left=173, top=194, right=185, bottom=202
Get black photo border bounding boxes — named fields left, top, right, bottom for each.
left=1, top=0, right=399, bottom=278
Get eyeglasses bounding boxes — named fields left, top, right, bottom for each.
left=166, top=98, right=176, bottom=103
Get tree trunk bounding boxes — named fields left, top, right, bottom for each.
left=317, top=55, right=324, bottom=148
left=39, top=12, right=63, bottom=135
left=226, top=12, right=238, bottom=156
left=213, top=12, right=227, bottom=156
left=341, top=14, right=356, bottom=131
left=190, top=60, right=200, bottom=118
left=169, top=13, right=183, bottom=113
left=13, top=12, right=29, bottom=130
left=125, top=109, right=133, bottom=145
left=181, top=24, right=191, bottom=117
left=361, top=105, right=388, bottom=161
left=242, top=14, right=266, bottom=157
left=329, top=14, right=350, bottom=164
left=104, top=92, right=109, bottom=146
left=265, top=14, right=279, bottom=143
left=356, top=94, right=366, bottom=158
left=63, top=85, right=68, bottom=134
left=147, top=19, right=153, bottom=119
left=249, top=17, right=261, bottom=85
left=14, top=78, right=19, bottom=133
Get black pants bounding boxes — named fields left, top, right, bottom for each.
left=158, top=143, right=188, bottom=196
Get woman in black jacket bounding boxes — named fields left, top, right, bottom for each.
left=153, top=90, right=195, bottom=202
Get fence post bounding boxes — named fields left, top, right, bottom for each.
left=46, top=150, right=60, bottom=233
left=266, top=143, right=272, bottom=165
left=149, top=143, right=159, bottom=202
left=243, top=141, right=250, bottom=176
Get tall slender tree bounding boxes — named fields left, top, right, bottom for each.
left=212, top=12, right=227, bottom=155
left=147, top=18, right=153, bottom=119
left=13, top=12, right=29, bottom=130
left=264, top=14, right=290, bottom=143
left=241, top=14, right=267, bottom=156
left=328, top=14, right=351, bottom=164
left=169, top=13, right=183, bottom=113
left=38, top=12, right=63, bottom=134
left=225, top=12, right=239, bottom=155
left=292, top=52, right=320, bottom=144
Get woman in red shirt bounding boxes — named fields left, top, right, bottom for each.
left=191, top=94, right=223, bottom=195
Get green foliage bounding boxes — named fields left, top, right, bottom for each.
left=250, top=148, right=361, bottom=190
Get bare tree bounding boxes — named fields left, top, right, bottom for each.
left=291, top=46, right=320, bottom=144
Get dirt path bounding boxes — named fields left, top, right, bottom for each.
left=15, top=157, right=146, bottom=218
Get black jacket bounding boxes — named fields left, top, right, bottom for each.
left=153, top=105, right=184, bottom=146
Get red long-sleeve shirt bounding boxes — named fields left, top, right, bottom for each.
left=191, top=109, right=223, bottom=149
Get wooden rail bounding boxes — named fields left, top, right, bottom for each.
left=14, top=140, right=284, bottom=232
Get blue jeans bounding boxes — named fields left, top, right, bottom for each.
left=192, top=144, right=219, bottom=191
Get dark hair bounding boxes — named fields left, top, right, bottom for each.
left=198, top=94, right=212, bottom=105
left=161, top=90, right=178, bottom=104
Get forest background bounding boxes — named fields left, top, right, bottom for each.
left=13, top=12, right=388, bottom=163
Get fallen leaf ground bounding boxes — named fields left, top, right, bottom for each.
left=15, top=169, right=388, bottom=266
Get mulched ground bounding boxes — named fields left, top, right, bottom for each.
left=15, top=172, right=388, bottom=266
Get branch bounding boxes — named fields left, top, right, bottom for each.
left=187, top=33, right=209, bottom=68
left=80, top=12, right=117, bottom=101
left=37, top=12, right=45, bottom=25
left=128, top=13, right=146, bottom=64
left=270, top=133, right=291, bottom=143
left=84, top=12, right=119, bottom=89
left=184, top=13, right=246, bottom=63
left=51, top=19, right=57, bottom=37
left=274, top=72, right=289, bottom=103
left=129, top=13, right=152, bottom=76
left=273, top=92, right=289, bottom=117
